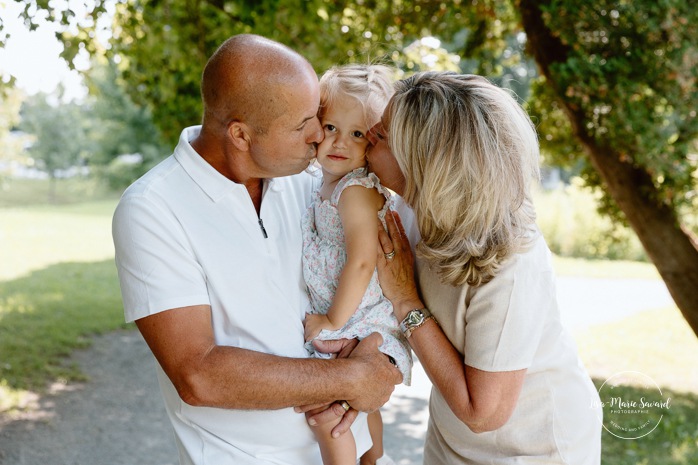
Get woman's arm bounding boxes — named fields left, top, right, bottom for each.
left=377, top=211, right=525, bottom=432
left=392, top=301, right=525, bottom=432
left=304, top=185, right=385, bottom=341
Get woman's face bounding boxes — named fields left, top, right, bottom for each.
left=366, top=111, right=406, bottom=196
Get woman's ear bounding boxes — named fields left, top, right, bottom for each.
left=228, top=121, right=252, bottom=151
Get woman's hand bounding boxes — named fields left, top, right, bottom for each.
left=377, top=211, right=424, bottom=320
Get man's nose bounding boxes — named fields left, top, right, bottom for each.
left=307, top=117, right=323, bottom=144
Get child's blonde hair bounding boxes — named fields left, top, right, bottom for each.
left=319, top=64, right=395, bottom=129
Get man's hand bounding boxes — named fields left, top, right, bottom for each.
left=342, top=333, right=401, bottom=411
left=300, top=401, right=360, bottom=439
left=297, top=333, right=401, bottom=437
left=311, top=337, right=359, bottom=359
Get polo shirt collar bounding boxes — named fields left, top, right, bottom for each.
left=174, top=126, right=281, bottom=202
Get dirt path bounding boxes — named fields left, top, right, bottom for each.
left=0, top=330, right=178, bottom=465
left=0, top=330, right=428, bottom=465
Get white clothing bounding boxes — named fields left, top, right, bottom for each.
left=391, top=196, right=420, bottom=248
left=411, top=226, right=602, bottom=464
left=113, top=126, right=370, bottom=465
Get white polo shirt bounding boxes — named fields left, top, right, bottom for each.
left=113, top=126, right=369, bottom=465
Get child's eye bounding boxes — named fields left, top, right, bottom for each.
left=352, top=130, right=365, bottom=138
left=324, top=124, right=336, bottom=132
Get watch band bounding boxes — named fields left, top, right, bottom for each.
left=399, top=308, right=435, bottom=338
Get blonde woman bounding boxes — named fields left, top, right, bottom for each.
left=366, top=72, right=602, bottom=464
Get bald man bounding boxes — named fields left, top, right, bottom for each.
left=112, top=35, right=401, bottom=465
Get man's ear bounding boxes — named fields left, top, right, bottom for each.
left=228, top=121, right=252, bottom=151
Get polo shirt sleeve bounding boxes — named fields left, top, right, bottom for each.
left=113, top=194, right=210, bottom=322
left=463, top=245, right=554, bottom=372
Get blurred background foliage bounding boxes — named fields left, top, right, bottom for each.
left=1, top=0, right=694, bottom=220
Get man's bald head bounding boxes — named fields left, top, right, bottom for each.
left=201, top=34, right=316, bottom=134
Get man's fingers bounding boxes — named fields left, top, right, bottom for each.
left=294, top=402, right=328, bottom=414
left=331, top=408, right=359, bottom=438
left=306, top=402, right=357, bottom=430
left=312, top=338, right=358, bottom=358
left=360, top=331, right=384, bottom=350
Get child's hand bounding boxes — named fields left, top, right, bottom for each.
left=304, top=313, right=333, bottom=342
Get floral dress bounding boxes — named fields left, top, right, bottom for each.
left=302, top=167, right=412, bottom=385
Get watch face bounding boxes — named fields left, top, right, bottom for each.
left=406, top=310, right=424, bottom=326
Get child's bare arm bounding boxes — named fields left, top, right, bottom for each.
left=304, top=185, right=385, bottom=341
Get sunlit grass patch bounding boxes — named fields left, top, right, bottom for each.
left=0, top=200, right=118, bottom=281
left=552, top=255, right=660, bottom=280
left=0, top=261, right=128, bottom=396
left=575, top=307, right=698, bottom=394
left=574, top=306, right=698, bottom=464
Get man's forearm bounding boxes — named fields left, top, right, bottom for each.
left=177, top=345, right=363, bottom=410
left=136, top=306, right=399, bottom=413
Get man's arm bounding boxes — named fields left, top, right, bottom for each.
left=136, top=304, right=400, bottom=411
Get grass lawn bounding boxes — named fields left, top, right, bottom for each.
left=0, top=200, right=120, bottom=281
left=556, top=251, right=698, bottom=463
left=574, top=307, right=698, bottom=464
left=0, top=185, right=128, bottom=413
left=552, top=255, right=660, bottom=280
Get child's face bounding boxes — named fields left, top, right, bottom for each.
left=317, top=95, right=371, bottom=177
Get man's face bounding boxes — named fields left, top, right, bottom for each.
left=248, top=71, right=323, bottom=178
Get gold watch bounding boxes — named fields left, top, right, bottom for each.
left=399, top=308, right=435, bottom=338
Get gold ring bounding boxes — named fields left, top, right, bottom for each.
left=339, top=400, right=351, bottom=412
left=384, top=250, right=396, bottom=260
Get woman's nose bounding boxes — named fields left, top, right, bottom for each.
left=367, top=123, right=380, bottom=145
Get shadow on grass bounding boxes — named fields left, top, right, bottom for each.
left=0, top=260, right=129, bottom=392
left=593, top=378, right=698, bottom=465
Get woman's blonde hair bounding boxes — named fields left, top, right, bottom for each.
left=319, top=64, right=395, bottom=130
left=387, top=72, right=541, bottom=286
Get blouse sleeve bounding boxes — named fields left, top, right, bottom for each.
left=463, top=238, right=556, bottom=372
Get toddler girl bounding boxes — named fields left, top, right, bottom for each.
left=302, top=64, right=412, bottom=465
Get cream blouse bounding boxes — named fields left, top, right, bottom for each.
left=415, top=232, right=602, bottom=464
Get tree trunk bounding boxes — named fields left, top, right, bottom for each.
left=517, top=0, right=698, bottom=337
